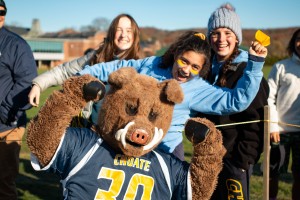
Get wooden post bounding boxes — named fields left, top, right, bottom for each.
left=263, top=105, right=270, bottom=200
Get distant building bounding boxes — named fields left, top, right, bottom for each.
left=27, top=18, right=43, bottom=37
left=25, top=31, right=106, bottom=69
left=6, top=19, right=161, bottom=68
left=6, top=19, right=106, bottom=69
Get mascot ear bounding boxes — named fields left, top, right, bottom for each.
left=159, top=79, right=184, bottom=104
left=108, top=67, right=137, bottom=89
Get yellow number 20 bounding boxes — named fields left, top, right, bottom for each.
left=94, top=167, right=154, bottom=200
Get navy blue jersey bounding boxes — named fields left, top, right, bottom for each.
left=31, top=127, right=191, bottom=199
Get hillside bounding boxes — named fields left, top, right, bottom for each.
left=140, top=26, right=300, bottom=59
left=8, top=22, right=298, bottom=63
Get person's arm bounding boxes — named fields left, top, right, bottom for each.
left=78, top=57, right=154, bottom=82
left=33, top=52, right=94, bottom=91
left=29, top=52, right=94, bottom=106
left=267, top=62, right=281, bottom=143
left=190, top=41, right=267, bottom=115
left=0, top=40, right=37, bottom=124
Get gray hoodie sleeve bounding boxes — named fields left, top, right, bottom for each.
left=32, top=51, right=95, bottom=91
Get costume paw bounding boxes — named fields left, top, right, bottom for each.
left=184, top=117, right=226, bottom=156
left=83, top=81, right=106, bottom=101
left=63, top=75, right=105, bottom=102
left=185, top=118, right=210, bottom=145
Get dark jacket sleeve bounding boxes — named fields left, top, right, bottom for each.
left=0, top=38, right=37, bottom=124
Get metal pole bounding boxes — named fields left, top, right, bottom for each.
left=263, top=105, right=270, bottom=200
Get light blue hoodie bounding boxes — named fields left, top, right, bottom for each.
left=78, top=54, right=264, bottom=153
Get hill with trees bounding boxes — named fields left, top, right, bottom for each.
left=8, top=18, right=298, bottom=66
left=140, top=26, right=300, bottom=65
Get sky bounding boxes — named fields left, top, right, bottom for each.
left=4, top=0, right=300, bottom=33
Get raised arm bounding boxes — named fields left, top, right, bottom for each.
left=29, top=52, right=94, bottom=106
left=190, top=41, right=267, bottom=115
left=78, top=56, right=156, bottom=82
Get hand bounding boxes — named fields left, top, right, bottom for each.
left=249, top=41, right=268, bottom=58
left=28, top=85, right=41, bottom=107
left=270, top=132, right=280, bottom=143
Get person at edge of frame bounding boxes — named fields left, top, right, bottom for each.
left=0, top=0, right=38, bottom=199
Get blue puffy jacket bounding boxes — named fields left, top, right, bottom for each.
left=0, top=27, right=37, bottom=132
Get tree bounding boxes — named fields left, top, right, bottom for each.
left=80, top=17, right=110, bottom=32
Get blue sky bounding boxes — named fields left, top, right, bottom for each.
left=4, top=0, right=300, bottom=33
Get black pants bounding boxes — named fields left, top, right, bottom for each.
left=210, top=159, right=253, bottom=200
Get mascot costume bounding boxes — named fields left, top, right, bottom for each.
left=27, top=67, right=226, bottom=200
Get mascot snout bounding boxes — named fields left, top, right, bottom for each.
left=130, top=129, right=149, bottom=145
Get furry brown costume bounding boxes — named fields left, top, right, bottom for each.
left=27, top=67, right=226, bottom=200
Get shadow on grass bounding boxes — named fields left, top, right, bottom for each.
left=16, top=158, right=62, bottom=200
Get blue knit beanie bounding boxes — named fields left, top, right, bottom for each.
left=207, top=3, right=242, bottom=45
left=0, top=0, right=6, bottom=11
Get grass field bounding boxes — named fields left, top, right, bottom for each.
left=16, top=66, right=293, bottom=200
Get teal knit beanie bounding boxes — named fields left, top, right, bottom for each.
left=207, top=3, right=242, bottom=45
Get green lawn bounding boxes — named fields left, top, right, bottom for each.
left=16, top=66, right=292, bottom=200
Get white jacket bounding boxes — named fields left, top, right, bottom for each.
left=268, top=53, right=300, bottom=133
left=32, top=51, right=95, bottom=91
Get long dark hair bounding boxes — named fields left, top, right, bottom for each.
left=90, top=14, right=140, bottom=65
left=161, top=31, right=211, bottom=78
left=215, top=44, right=240, bottom=87
left=287, top=28, right=300, bottom=57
